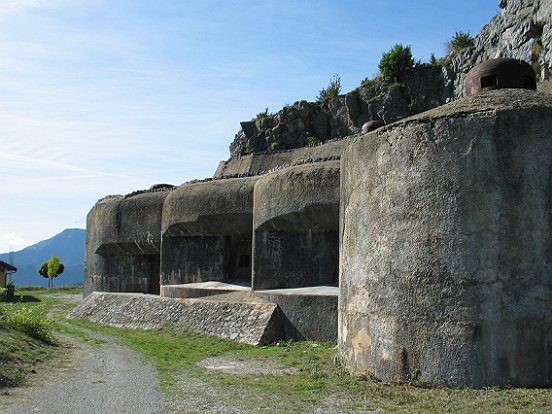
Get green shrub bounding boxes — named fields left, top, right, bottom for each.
left=429, top=53, right=449, bottom=67
left=378, top=44, right=416, bottom=81
left=533, top=41, right=543, bottom=58
left=447, top=31, right=475, bottom=54
left=0, top=305, right=54, bottom=343
left=408, top=97, right=417, bottom=114
left=317, top=74, right=341, bottom=103
left=253, top=107, right=270, bottom=121
left=307, top=136, right=321, bottom=146
left=0, top=287, right=6, bottom=298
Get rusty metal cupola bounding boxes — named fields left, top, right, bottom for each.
left=465, top=58, right=537, bottom=96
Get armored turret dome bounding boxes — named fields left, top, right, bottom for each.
left=465, top=58, right=536, bottom=96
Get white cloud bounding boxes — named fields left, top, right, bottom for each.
left=1, top=234, right=27, bottom=249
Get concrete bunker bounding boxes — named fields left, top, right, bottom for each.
left=85, top=189, right=170, bottom=297
left=465, top=58, right=536, bottom=96
left=338, top=89, right=552, bottom=388
left=161, top=177, right=256, bottom=286
left=253, top=161, right=340, bottom=290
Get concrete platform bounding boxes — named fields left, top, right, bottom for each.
left=161, top=281, right=251, bottom=299
left=161, top=282, right=338, bottom=342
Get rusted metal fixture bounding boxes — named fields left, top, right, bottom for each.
left=465, top=58, right=536, bottom=96
left=361, top=119, right=384, bottom=134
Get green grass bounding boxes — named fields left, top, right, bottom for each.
left=0, top=286, right=84, bottom=388
left=15, top=285, right=83, bottom=294
left=0, top=304, right=55, bottom=343
left=0, top=329, right=53, bottom=387
left=0, top=303, right=57, bottom=387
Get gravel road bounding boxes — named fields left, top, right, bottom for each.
left=0, top=339, right=165, bottom=414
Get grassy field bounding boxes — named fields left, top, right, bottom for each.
left=2, top=287, right=552, bottom=413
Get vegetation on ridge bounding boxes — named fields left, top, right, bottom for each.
left=378, top=43, right=416, bottom=81
left=447, top=30, right=475, bottom=54
left=316, top=74, right=342, bottom=103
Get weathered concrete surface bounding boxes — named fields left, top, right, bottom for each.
left=69, top=292, right=283, bottom=345
left=162, top=177, right=256, bottom=237
left=85, top=190, right=170, bottom=297
left=253, top=161, right=340, bottom=290
left=339, top=89, right=552, bottom=388
left=215, top=139, right=346, bottom=177
left=161, top=177, right=256, bottom=285
left=162, top=283, right=338, bottom=341
left=256, top=286, right=338, bottom=342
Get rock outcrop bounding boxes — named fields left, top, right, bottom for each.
left=229, top=66, right=453, bottom=158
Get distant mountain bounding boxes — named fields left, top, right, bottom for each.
left=0, top=228, right=85, bottom=287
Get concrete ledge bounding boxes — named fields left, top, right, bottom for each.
left=161, top=282, right=250, bottom=299
left=68, top=292, right=282, bottom=345
left=256, top=286, right=338, bottom=342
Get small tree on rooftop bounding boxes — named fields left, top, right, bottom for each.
left=38, top=255, right=65, bottom=289
left=378, top=44, right=416, bottom=82
left=317, top=74, right=342, bottom=103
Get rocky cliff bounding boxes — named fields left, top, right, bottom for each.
left=229, top=66, right=453, bottom=158
left=450, top=0, right=552, bottom=95
left=228, top=0, right=550, bottom=159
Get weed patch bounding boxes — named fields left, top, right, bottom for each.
left=0, top=305, right=55, bottom=343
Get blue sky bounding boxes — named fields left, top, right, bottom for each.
left=0, top=0, right=500, bottom=253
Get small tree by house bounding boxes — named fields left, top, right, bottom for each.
left=38, top=255, right=65, bottom=289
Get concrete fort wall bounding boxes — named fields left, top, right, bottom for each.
left=339, top=89, right=552, bottom=388
left=161, top=177, right=257, bottom=285
left=253, top=161, right=340, bottom=290
left=214, top=139, right=348, bottom=177
left=85, top=190, right=170, bottom=297
left=85, top=139, right=346, bottom=298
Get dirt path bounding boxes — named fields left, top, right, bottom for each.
left=0, top=294, right=165, bottom=414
